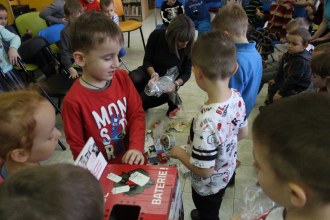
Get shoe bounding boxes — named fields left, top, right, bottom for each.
left=190, top=209, right=200, bottom=220
left=166, top=107, right=180, bottom=119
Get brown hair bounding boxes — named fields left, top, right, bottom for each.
left=253, top=93, right=330, bottom=203
left=64, top=0, right=84, bottom=20
left=0, top=164, right=104, bottom=220
left=0, top=4, right=7, bottom=11
left=191, top=30, right=236, bottom=80
left=165, top=15, right=195, bottom=58
left=313, top=42, right=330, bottom=56
left=288, top=28, right=311, bottom=45
left=286, top=17, right=310, bottom=33
left=212, top=3, right=248, bottom=37
left=311, top=52, right=330, bottom=78
left=70, top=11, right=123, bottom=53
left=0, top=90, right=46, bottom=160
left=100, top=0, right=113, bottom=11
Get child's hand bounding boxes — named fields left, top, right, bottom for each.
left=25, top=29, right=33, bottom=36
left=273, top=91, right=282, bottom=102
left=280, top=37, right=286, bottom=44
left=268, top=79, right=276, bottom=85
left=167, top=146, right=186, bottom=160
left=256, top=8, right=263, bottom=18
left=8, top=48, right=21, bottom=66
left=69, top=67, right=79, bottom=79
left=122, top=149, right=145, bottom=165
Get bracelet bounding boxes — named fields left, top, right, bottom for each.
left=174, top=81, right=180, bottom=91
left=151, top=72, right=159, bottom=78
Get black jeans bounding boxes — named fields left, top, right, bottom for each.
left=129, top=67, right=177, bottom=112
left=192, top=186, right=227, bottom=220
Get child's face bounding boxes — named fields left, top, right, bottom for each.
left=102, top=3, right=115, bottom=18
left=287, top=34, right=306, bottom=54
left=312, top=73, right=329, bottom=89
left=28, top=101, right=61, bottom=163
left=252, top=135, right=290, bottom=207
left=0, top=9, right=8, bottom=26
left=82, top=38, right=121, bottom=82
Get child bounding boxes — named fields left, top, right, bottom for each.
left=100, top=0, right=126, bottom=58
left=0, top=90, right=61, bottom=183
left=212, top=3, right=262, bottom=118
left=310, top=50, right=330, bottom=93
left=185, top=0, right=211, bottom=37
left=59, top=0, right=84, bottom=79
left=168, top=30, right=248, bottom=220
left=79, top=0, right=100, bottom=12
left=161, top=0, right=185, bottom=27
left=256, top=0, right=294, bottom=42
left=0, top=164, right=104, bottom=220
left=244, top=0, right=264, bottom=33
left=249, top=92, right=330, bottom=220
left=62, top=12, right=145, bottom=165
left=40, top=0, right=67, bottom=25
left=267, top=28, right=311, bottom=103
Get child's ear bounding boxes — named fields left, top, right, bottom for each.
left=288, top=182, right=307, bottom=208
left=73, top=51, right=86, bottom=67
left=193, top=66, right=203, bottom=80
left=232, top=63, right=238, bottom=75
left=9, top=149, right=30, bottom=163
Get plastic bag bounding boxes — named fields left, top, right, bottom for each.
left=144, top=66, right=179, bottom=97
left=168, top=91, right=182, bottom=106
left=239, top=185, right=276, bottom=220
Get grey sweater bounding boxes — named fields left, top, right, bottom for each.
left=40, top=0, right=65, bottom=24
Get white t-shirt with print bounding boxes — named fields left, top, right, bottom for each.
left=190, top=89, right=247, bottom=196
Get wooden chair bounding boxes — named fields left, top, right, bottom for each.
left=113, top=0, right=146, bottom=50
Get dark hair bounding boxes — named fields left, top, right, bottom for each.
left=0, top=90, right=46, bottom=160
left=212, top=3, right=248, bottom=37
left=191, top=30, right=236, bottom=80
left=70, top=11, right=123, bottom=53
left=253, top=93, right=330, bottom=203
left=166, top=15, right=195, bottom=58
left=0, top=164, right=104, bottom=220
left=288, top=28, right=311, bottom=45
left=100, top=0, right=113, bottom=10
left=311, top=53, right=330, bottom=78
left=0, top=4, right=7, bottom=11
left=64, top=0, right=84, bottom=19
left=313, top=42, right=330, bottom=56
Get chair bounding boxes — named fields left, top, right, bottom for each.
left=113, top=0, right=146, bottom=50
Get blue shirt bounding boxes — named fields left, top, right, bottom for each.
left=229, top=42, right=262, bottom=117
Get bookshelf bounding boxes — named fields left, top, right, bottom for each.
left=122, top=0, right=149, bottom=21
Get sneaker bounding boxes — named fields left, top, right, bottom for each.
left=166, top=107, right=180, bottom=119
left=190, top=209, right=200, bottom=220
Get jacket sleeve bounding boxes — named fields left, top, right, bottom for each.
left=142, top=30, right=158, bottom=70
left=0, top=26, right=21, bottom=49
left=39, top=1, right=65, bottom=24
left=278, top=58, right=310, bottom=96
left=124, top=73, right=146, bottom=152
left=62, top=94, right=85, bottom=160
left=59, top=27, right=73, bottom=70
left=179, top=55, right=192, bottom=84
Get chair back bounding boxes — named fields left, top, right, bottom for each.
left=15, top=12, right=48, bottom=37
left=113, top=0, right=125, bottom=17
left=18, top=37, right=49, bottom=63
left=38, top=24, right=65, bottom=45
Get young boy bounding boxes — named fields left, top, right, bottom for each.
left=268, top=28, right=311, bottom=103
left=79, top=0, right=100, bottom=12
left=161, top=0, right=185, bottom=27
left=62, top=12, right=145, bottom=165
left=168, top=30, right=248, bottom=220
left=59, top=0, right=84, bottom=79
left=0, top=164, right=104, bottom=220
left=0, top=90, right=61, bottom=183
left=185, top=0, right=211, bottom=37
left=250, top=92, right=330, bottom=220
left=212, top=3, right=262, bottom=118
left=310, top=50, right=330, bottom=93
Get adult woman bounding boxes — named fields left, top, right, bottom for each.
left=311, top=0, right=330, bottom=46
left=129, top=15, right=195, bottom=118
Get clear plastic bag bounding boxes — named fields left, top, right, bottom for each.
left=239, top=185, right=276, bottom=220
left=144, top=66, right=179, bottom=97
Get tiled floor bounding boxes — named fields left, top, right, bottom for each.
left=44, top=12, right=268, bottom=220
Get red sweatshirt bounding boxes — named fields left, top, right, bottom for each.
left=62, top=70, right=146, bottom=163
left=79, top=0, right=100, bottom=12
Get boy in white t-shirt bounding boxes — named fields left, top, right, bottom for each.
left=168, top=30, right=248, bottom=220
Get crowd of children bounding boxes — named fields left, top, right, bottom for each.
left=1, top=0, right=330, bottom=220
